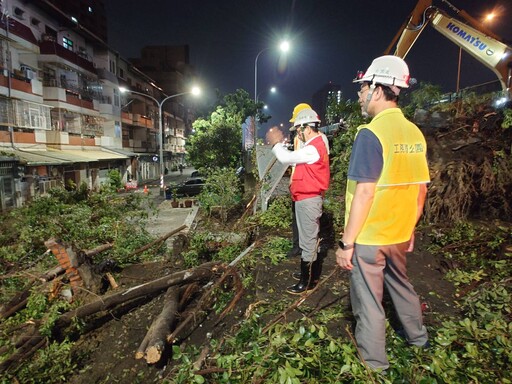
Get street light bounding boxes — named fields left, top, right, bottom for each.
left=119, top=86, right=201, bottom=194
left=256, top=86, right=277, bottom=103
left=254, top=41, right=289, bottom=102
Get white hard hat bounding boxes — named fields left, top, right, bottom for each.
left=293, top=108, right=321, bottom=129
left=354, top=55, right=410, bottom=92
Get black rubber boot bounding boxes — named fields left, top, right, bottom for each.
left=311, top=255, right=323, bottom=285
left=293, top=252, right=324, bottom=281
left=287, top=260, right=314, bottom=294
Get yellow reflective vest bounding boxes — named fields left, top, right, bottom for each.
left=345, top=108, right=430, bottom=245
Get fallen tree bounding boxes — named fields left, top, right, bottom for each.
left=0, top=261, right=224, bottom=375
left=57, top=261, right=223, bottom=328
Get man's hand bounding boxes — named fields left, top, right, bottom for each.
left=335, top=247, right=354, bottom=270
left=265, top=127, right=285, bottom=146
left=406, top=232, right=415, bottom=253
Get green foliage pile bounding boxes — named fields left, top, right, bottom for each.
left=0, top=184, right=167, bottom=383
left=502, top=108, right=512, bottom=129
left=256, top=195, right=292, bottom=230
left=0, top=186, right=156, bottom=282
left=164, top=220, right=512, bottom=383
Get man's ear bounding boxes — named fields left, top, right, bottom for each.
left=372, top=86, right=381, bottom=99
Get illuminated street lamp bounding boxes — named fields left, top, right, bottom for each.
left=256, top=86, right=277, bottom=103
left=254, top=41, right=289, bottom=102
left=119, top=86, right=201, bottom=194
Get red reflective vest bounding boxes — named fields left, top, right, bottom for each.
left=290, top=135, right=330, bottom=201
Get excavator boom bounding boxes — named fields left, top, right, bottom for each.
left=386, top=0, right=512, bottom=93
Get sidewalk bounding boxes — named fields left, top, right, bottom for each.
left=142, top=167, right=199, bottom=242
left=140, top=167, right=196, bottom=202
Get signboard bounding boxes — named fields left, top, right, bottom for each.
left=242, top=116, right=255, bottom=150
left=255, top=145, right=289, bottom=211
left=125, top=181, right=138, bottom=190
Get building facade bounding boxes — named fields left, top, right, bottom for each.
left=0, top=0, right=195, bottom=210
left=311, top=81, right=342, bottom=125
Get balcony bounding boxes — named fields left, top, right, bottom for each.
left=0, top=70, right=32, bottom=93
left=66, top=92, right=95, bottom=110
left=132, top=114, right=154, bottom=128
left=39, top=41, right=95, bottom=74
left=0, top=17, right=38, bottom=49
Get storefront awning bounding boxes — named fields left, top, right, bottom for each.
left=0, top=148, right=72, bottom=165
left=57, top=149, right=129, bottom=161
left=102, top=148, right=138, bottom=157
left=0, top=148, right=130, bottom=165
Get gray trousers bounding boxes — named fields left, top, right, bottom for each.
left=295, top=196, right=323, bottom=262
left=350, top=243, right=428, bottom=369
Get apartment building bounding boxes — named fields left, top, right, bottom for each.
left=0, top=0, right=195, bottom=210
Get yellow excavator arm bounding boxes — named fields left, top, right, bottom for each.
left=385, top=0, right=512, bottom=93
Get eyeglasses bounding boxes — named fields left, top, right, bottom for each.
left=295, top=124, right=311, bottom=131
left=357, top=86, right=370, bottom=97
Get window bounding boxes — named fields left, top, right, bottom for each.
left=113, top=88, right=120, bottom=107
left=31, top=17, right=41, bottom=26
left=13, top=100, right=52, bottom=130
left=114, top=121, right=121, bottom=138
left=62, top=37, right=73, bottom=51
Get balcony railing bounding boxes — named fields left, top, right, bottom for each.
left=39, top=41, right=95, bottom=73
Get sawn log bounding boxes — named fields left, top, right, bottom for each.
left=56, top=261, right=222, bottom=328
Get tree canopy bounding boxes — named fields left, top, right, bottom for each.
left=186, top=89, right=269, bottom=170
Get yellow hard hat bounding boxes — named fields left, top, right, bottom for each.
left=289, top=103, right=312, bottom=123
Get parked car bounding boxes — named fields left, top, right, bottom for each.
left=190, top=170, right=203, bottom=178
left=166, top=178, right=205, bottom=198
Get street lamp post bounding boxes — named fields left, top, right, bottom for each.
left=119, top=87, right=200, bottom=194
left=254, top=41, right=289, bottom=102
left=254, top=48, right=269, bottom=103
left=456, top=46, right=462, bottom=93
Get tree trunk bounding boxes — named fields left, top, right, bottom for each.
left=39, top=265, right=65, bottom=282
left=56, top=261, right=222, bottom=328
left=0, top=285, right=33, bottom=319
left=83, top=243, right=113, bottom=257
left=143, top=286, right=180, bottom=364
left=128, top=225, right=187, bottom=258
left=0, top=329, right=46, bottom=373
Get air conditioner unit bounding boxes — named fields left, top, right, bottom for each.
left=24, top=69, right=35, bottom=79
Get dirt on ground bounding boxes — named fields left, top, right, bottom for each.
left=66, top=217, right=457, bottom=384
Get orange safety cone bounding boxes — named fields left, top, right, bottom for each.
left=143, top=185, right=149, bottom=194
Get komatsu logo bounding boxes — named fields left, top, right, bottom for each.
left=446, top=22, right=494, bottom=56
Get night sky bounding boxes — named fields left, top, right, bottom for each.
left=104, top=0, right=512, bottom=128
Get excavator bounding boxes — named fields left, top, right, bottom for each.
left=384, top=0, right=512, bottom=98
